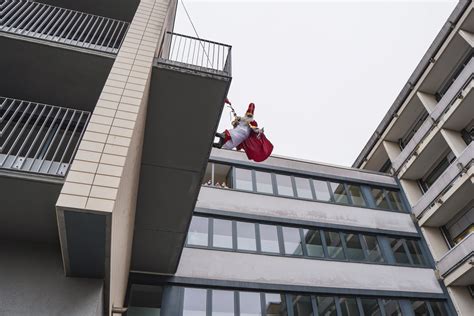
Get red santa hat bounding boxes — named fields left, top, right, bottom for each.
left=246, top=103, right=255, bottom=116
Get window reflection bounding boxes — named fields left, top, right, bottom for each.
left=294, top=177, right=313, bottom=199
left=362, top=235, right=383, bottom=263
left=324, top=231, right=345, bottom=260
left=304, top=229, right=324, bottom=257
left=282, top=227, right=303, bottom=256
left=339, top=297, right=360, bottom=316
left=329, top=182, right=349, bottom=204
left=260, top=224, right=280, bottom=253
left=213, top=219, right=233, bottom=249
left=235, top=168, right=253, bottom=191
left=237, top=221, right=257, bottom=251
left=240, top=292, right=262, bottom=316
left=317, top=296, right=337, bottom=316
left=183, top=288, right=207, bottom=316
left=312, top=180, right=332, bottom=202
left=372, top=188, right=390, bottom=210
left=212, top=290, right=234, bottom=316
left=382, top=299, right=402, bottom=316
left=389, top=238, right=410, bottom=264
left=387, top=190, right=405, bottom=211
left=256, top=171, right=274, bottom=194
left=412, top=301, right=429, bottom=316
left=347, top=185, right=366, bottom=207
left=265, top=293, right=288, bottom=316
left=290, top=295, right=313, bottom=316
left=429, top=301, right=449, bottom=316
left=343, top=234, right=365, bottom=261
left=406, top=239, right=425, bottom=266
left=360, top=298, right=382, bottom=316
left=188, top=217, right=209, bottom=247
left=276, top=174, right=294, bottom=197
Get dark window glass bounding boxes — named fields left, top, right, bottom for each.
left=362, top=235, right=383, bottom=263
left=324, top=231, right=345, bottom=260
left=282, top=227, right=303, bottom=256
left=294, top=177, right=313, bottom=199
left=276, top=174, right=294, bottom=197
left=237, top=221, right=257, bottom=251
left=317, top=296, right=337, bottom=316
left=387, top=190, right=405, bottom=212
left=382, top=299, right=402, bottom=316
left=213, top=163, right=233, bottom=188
left=429, top=301, right=449, bottom=316
left=419, top=152, right=455, bottom=192
left=339, top=297, right=360, bottom=316
left=372, top=188, right=390, bottom=210
left=347, top=185, right=366, bottom=207
left=188, top=217, right=209, bottom=246
left=183, top=288, right=207, bottom=316
left=406, top=239, right=425, bottom=266
left=360, top=298, right=382, bottom=316
left=235, top=168, right=253, bottom=191
left=212, top=290, right=234, bottom=316
left=264, top=293, right=288, bottom=316
left=290, top=295, right=313, bottom=316
left=213, top=219, right=233, bottom=249
left=203, top=163, right=213, bottom=185
left=329, top=182, right=349, bottom=204
left=303, top=229, right=324, bottom=257
left=412, top=301, right=429, bottom=316
left=390, top=238, right=410, bottom=264
left=260, top=224, right=280, bottom=253
left=344, top=234, right=365, bottom=261
left=256, top=171, right=274, bottom=194
left=312, top=180, right=331, bottom=202
left=240, top=292, right=262, bottom=316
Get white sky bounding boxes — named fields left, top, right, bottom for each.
left=174, top=0, right=457, bottom=167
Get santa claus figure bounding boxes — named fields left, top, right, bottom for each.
left=214, top=101, right=273, bottom=162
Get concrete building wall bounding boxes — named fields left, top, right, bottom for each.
left=0, top=241, right=103, bottom=316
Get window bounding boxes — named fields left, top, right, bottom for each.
left=212, top=290, right=234, bottom=315
left=429, top=301, right=449, bottom=316
left=362, top=235, right=383, bottom=263
left=237, top=221, right=257, bottom=251
left=444, top=204, right=474, bottom=246
left=276, top=174, right=295, bottom=197
left=347, top=185, right=366, bottom=207
left=419, top=152, right=455, bottom=193
left=240, top=292, right=262, bottom=316
left=290, top=295, right=313, bottom=316
left=202, top=163, right=233, bottom=188
left=390, top=238, right=410, bottom=264
left=405, top=239, right=425, bottom=266
left=295, top=177, right=313, bottom=199
left=372, top=188, right=390, bottom=210
left=255, top=171, right=274, bottom=194
left=235, top=168, right=253, bottom=191
left=282, top=227, right=303, bottom=256
left=183, top=288, right=207, bottom=316
left=304, top=229, right=324, bottom=257
left=317, top=296, right=337, bottom=316
left=213, top=219, right=233, bottom=249
left=264, top=293, right=287, bottom=316
left=188, top=217, right=209, bottom=246
left=360, top=298, right=382, bottom=316
left=260, top=224, right=280, bottom=253
left=325, top=231, right=345, bottom=260
left=343, top=233, right=365, bottom=261
left=329, top=182, right=349, bottom=204
left=313, top=179, right=332, bottom=202
left=386, top=190, right=405, bottom=212
left=412, top=301, right=429, bottom=316
left=389, top=238, right=426, bottom=266
left=381, top=300, right=402, bottom=316
left=339, top=297, right=360, bottom=316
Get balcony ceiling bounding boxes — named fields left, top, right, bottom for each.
left=442, top=82, right=474, bottom=130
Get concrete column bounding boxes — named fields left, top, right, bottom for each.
left=441, top=128, right=468, bottom=158
left=416, top=91, right=438, bottom=113
left=447, top=286, right=474, bottom=316
left=420, top=226, right=449, bottom=261
left=382, top=140, right=401, bottom=162
left=399, top=179, right=423, bottom=207
left=459, top=29, right=474, bottom=47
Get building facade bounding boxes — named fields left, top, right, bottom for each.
left=353, top=1, right=473, bottom=315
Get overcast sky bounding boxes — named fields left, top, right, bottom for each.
left=174, top=0, right=457, bottom=167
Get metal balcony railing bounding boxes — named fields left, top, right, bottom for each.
left=0, top=0, right=129, bottom=53
left=0, top=97, right=90, bottom=177
left=158, top=32, right=232, bottom=77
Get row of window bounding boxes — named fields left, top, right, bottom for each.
left=187, top=216, right=427, bottom=267
left=179, top=286, right=449, bottom=316
left=203, top=162, right=407, bottom=212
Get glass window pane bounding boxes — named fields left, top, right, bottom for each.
left=406, top=239, right=425, bottom=266
left=256, top=171, right=274, bottom=194
left=372, top=188, right=390, bottom=210
left=344, top=234, right=365, bottom=261
left=235, top=168, right=253, bottom=191
left=329, top=182, right=349, bottom=204
left=360, top=298, right=382, bottom=316
left=240, top=292, right=262, bottom=316
left=324, top=231, right=345, bottom=260
left=390, top=238, right=410, bottom=264
left=313, top=180, right=331, bottom=202
left=290, top=295, right=313, bottom=316
left=264, top=293, right=288, bottom=316
left=188, top=217, right=209, bottom=247
left=237, top=221, right=257, bottom=251
left=276, top=174, right=294, bottom=197
left=387, top=190, right=405, bottom=212
left=213, top=219, right=233, bottom=249
left=212, top=290, right=234, bottom=316
left=303, top=229, right=324, bottom=257
left=382, top=299, right=402, bottom=316
left=347, top=185, right=366, bottom=207
left=429, top=301, right=449, bottom=316
left=214, top=163, right=233, bottom=188
left=339, top=297, right=360, bottom=316
left=203, top=163, right=213, bottom=186
left=317, top=296, right=337, bottom=316
left=362, top=235, right=383, bottom=263
left=183, top=288, right=207, bottom=316
left=412, top=301, right=429, bottom=316
left=260, top=224, right=280, bottom=253
left=282, top=227, right=303, bottom=256
left=295, top=177, right=313, bottom=199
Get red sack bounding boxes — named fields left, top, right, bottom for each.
left=238, top=132, right=273, bottom=162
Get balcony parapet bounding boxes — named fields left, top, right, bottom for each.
left=392, top=57, right=474, bottom=173
left=437, top=233, right=473, bottom=280
left=0, top=96, right=90, bottom=177
left=0, top=0, right=129, bottom=54
left=157, top=32, right=232, bottom=79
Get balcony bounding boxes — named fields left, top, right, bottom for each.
left=132, top=33, right=232, bottom=274
left=0, top=97, right=90, bottom=243
left=437, top=233, right=474, bottom=286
